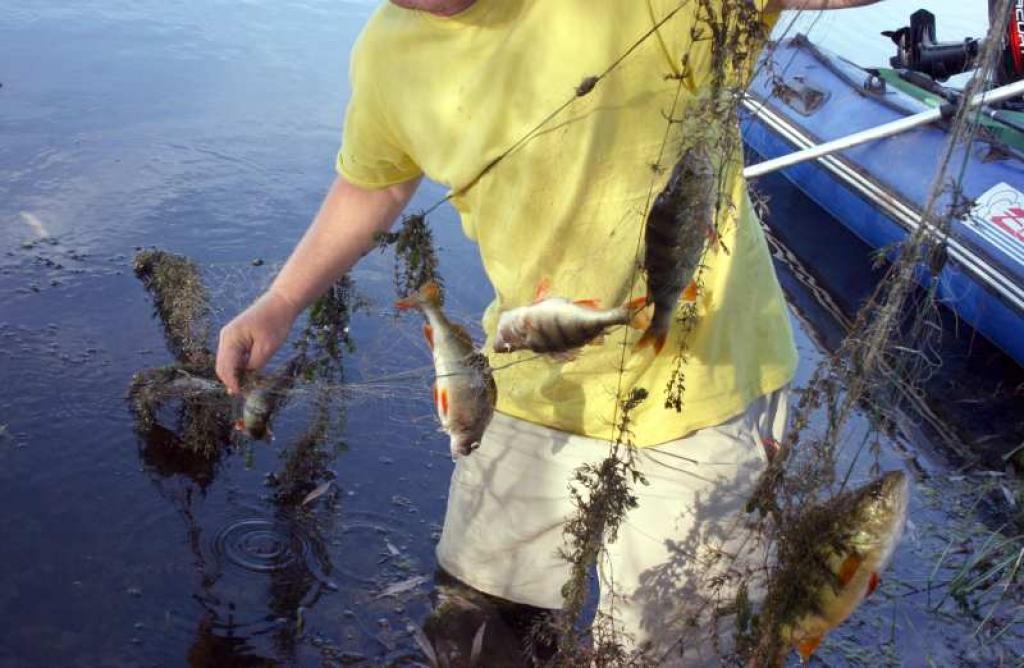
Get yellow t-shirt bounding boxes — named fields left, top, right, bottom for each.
left=338, top=0, right=798, bottom=446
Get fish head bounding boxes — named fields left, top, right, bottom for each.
left=847, top=470, right=909, bottom=554
left=239, top=390, right=272, bottom=439
left=493, top=311, right=528, bottom=353
left=449, top=432, right=481, bottom=459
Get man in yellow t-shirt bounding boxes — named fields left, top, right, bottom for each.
left=216, top=0, right=884, bottom=662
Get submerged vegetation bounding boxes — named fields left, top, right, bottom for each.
left=133, top=249, right=216, bottom=375
left=128, top=249, right=356, bottom=467
left=376, top=213, right=444, bottom=303
left=115, top=2, right=1024, bottom=665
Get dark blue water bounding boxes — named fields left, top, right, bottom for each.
left=0, top=2, right=1020, bottom=666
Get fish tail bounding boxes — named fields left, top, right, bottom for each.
left=394, top=292, right=419, bottom=310
left=625, top=295, right=648, bottom=311
left=624, top=296, right=651, bottom=331
left=634, top=329, right=668, bottom=355
left=634, top=308, right=671, bottom=354
left=395, top=280, right=442, bottom=310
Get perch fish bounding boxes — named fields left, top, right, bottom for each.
left=236, top=364, right=297, bottom=440
left=779, top=470, right=909, bottom=661
left=493, top=279, right=648, bottom=358
left=636, top=146, right=717, bottom=354
left=396, top=281, right=496, bottom=458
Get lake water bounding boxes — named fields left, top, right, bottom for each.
left=0, top=2, right=1020, bottom=666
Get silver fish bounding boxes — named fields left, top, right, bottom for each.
left=494, top=279, right=647, bottom=357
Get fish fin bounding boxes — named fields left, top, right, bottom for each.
left=796, top=634, right=823, bottom=661
left=707, top=226, right=722, bottom=254
left=629, top=308, right=651, bottom=331
left=550, top=350, right=578, bottom=363
left=634, top=329, right=667, bottom=355
left=419, top=281, right=442, bottom=305
left=394, top=296, right=418, bottom=311
left=573, top=298, right=601, bottom=309
left=590, top=334, right=606, bottom=347
left=423, top=324, right=434, bottom=349
left=440, top=389, right=449, bottom=416
left=625, top=296, right=648, bottom=310
left=533, top=277, right=551, bottom=304
left=838, top=553, right=863, bottom=587
left=432, top=383, right=438, bottom=409
left=867, top=571, right=880, bottom=597
left=682, top=280, right=699, bottom=302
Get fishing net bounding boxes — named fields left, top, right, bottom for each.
left=129, top=0, right=1024, bottom=664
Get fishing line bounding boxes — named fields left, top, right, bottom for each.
left=832, top=0, right=1010, bottom=485
left=416, top=1, right=697, bottom=218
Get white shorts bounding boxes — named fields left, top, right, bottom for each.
left=436, top=388, right=787, bottom=666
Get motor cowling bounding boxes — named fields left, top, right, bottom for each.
left=884, top=3, right=1024, bottom=86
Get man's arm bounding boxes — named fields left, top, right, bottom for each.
left=215, top=174, right=420, bottom=393
left=765, top=0, right=882, bottom=11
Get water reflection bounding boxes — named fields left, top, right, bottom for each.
left=128, top=250, right=363, bottom=664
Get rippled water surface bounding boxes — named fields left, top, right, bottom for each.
left=1, top=2, right=1021, bottom=666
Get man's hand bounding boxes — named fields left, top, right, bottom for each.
left=216, top=289, right=301, bottom=395
left=764, top=0, right=882, bottom=11
left=215, top=174, right=420, bottom=394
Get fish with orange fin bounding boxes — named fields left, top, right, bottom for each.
left=493, top=278, right=649, bottom=358
left=636, top=146, right=716, bottom=355
left=396, top=281, right=496, bottom=459
left=765, top=470, right=909, bottom=664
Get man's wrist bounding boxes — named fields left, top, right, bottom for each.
left=264, top=287, right=304, bottom=321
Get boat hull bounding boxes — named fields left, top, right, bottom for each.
left=742, top=36, right=1024, bottom=367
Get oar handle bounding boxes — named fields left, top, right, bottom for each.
left=743, top=78, right=1024, bottom=179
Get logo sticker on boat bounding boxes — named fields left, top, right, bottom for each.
left=967, top=182, right=1024, bottom=266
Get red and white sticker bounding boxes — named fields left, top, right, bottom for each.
left=968, top=182, right=1024, bottom=266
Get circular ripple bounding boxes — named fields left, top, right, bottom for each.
left=214, top=519, right=308, bottom=573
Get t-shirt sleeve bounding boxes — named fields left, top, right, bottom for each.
left=336, top=34, right=422, bottom=189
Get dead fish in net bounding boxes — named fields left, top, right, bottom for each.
left=493, top=278, right=648, bottom=359
left=636, top=146, right=717, bottom=355
left=776, top=470, right=909, bottom=662
left=235, top=362, right=299, bottom=440
left=396, top=281, right=496, bottom=459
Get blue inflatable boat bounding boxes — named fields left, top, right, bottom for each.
left=741, top=32, right=1024, bottom=367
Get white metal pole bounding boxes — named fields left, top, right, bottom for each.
left=742, top=79, right=1024, bottom=179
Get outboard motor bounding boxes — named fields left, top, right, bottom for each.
left=992, top=0, right=1024, bottom=87
left=883, top=1, right=1024, bottom=86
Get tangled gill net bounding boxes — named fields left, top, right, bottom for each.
left=128, top=1, right=1024, bottom=663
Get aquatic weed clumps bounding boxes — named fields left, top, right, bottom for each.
left=658, top=0, right=770, bottom=413
left=133, top=250, right=216, bottom=375
left=376, top=212, right=445, bottom=303
left=733, top=3, right=1024, bottom=664
left=129, top=248, right=359, bottom=472
left=554, top=388, right=650, bottom=666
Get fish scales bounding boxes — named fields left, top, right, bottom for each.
left=494, top=297, right=645, bottom=356
left=766, top=470, right=909, bottom=663
left=637, top=147, right=716, bottom=353
left=397, top=282, right=496, bottom=458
